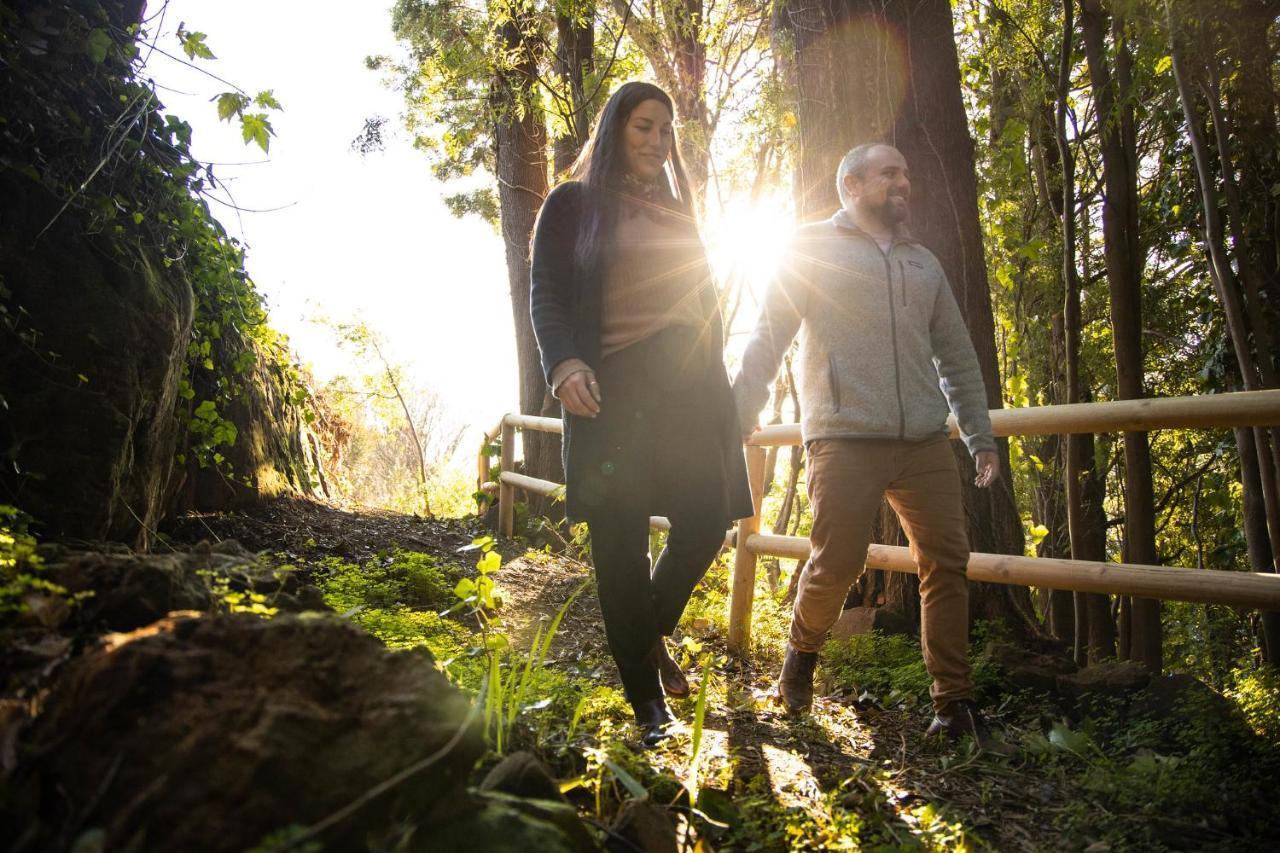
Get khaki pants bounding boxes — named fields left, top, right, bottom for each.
left=791, top=434, right=973, bottom=709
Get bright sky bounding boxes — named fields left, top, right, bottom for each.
left=142, top=0, right=517, bottom=437
left=141, top=0, right=792, bottom=449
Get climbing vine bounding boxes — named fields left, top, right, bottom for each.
left=0, top=0, right=307, bottom=479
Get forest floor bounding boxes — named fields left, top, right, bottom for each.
left=163, top=498, right=1280, bottom=852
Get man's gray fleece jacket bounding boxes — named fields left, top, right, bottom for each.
left=732, top=209, right=996, bottom=456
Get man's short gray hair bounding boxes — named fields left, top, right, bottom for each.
left=836, top=143, right=886, bottom=202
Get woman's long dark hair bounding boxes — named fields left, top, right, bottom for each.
left=569, top=81, right=697, bottom=276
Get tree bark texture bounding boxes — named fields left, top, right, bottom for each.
left=1049, top=0, right=1113, bottom=661
left=1237, top=426, right=1280, bottom=659
left=1168, top=0, right=1280, bottom=660
left=553, top=7, right=596, bottom=178
left=493, top=12, right=558, bottom=514
left=612, top=0, right=711, bottom=196
left=777, top=0, right=1037, bottom=633
left=1080, top=0, right=1161, bottom=671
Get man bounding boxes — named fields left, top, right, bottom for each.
left=733, top=143, right=1001, bottom=739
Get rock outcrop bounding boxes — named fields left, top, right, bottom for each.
left=8, top=611, right=483, bottom=851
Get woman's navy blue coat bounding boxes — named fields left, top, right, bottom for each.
left=529, top=181, right=753, bottom=523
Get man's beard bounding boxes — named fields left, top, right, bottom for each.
left=869, top=193, right=909, bottom=227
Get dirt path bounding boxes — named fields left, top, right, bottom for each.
left=493, top=547, right=1067, bottom=851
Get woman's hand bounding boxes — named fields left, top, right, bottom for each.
left=559, top=369, right=602, bottom=417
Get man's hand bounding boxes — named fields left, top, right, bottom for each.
left=558, top=370, right=602, bottom=418
left=742, top=424, right=761, bottom=444
left=974, top=450, right=1000, bottom=489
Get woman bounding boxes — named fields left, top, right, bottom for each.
left=530, top=81, right=753, bottom=747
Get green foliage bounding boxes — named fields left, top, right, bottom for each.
left=176, top=23, right=215, bottom=60
left=0, top=505, right=57, bottom=615
left=377, top=0, right=635, bottom=221
left=1227, top=664, right=1280, bottom=745
left=1009, top=679, right=1280, bottom=846
left=0, top=1, right=310, bottom=484
left=821, top=630, right=933, bottom=709
left=317, top=550, right=455, bottom=613
left=315, top=316, right=466, bottom=517
left=449, top=536, right=591, bottom=754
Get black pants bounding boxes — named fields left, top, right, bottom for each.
left=578, top=327, right=732, bottom=706
left=585, top=459, right=728, bottom=706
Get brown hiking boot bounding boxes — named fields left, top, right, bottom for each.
left=777, top=645, right=818, bottom=715
left=926, top=699, right=997, bottom=747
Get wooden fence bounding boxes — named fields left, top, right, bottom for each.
left=480, top=389, right=1280, bottom=652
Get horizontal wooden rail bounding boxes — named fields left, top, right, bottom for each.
left=495, top=472, right=734, bottom=547
left=481, top=389, right=1280, bottom=652
left=746, top=533, right=1280, bottom=611
left=478, top=390, right=1280, bottom=451
left=751, top=388, right=1280, bottom=447
left=492, top=473, right=1280, bottom=609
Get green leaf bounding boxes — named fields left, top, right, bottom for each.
left=1154, top=55, right=1173, bottom=75
left=86, top=29, right=112, bottom=64
left=216, top=92, right=250, bottom=122
left=194, top=400, right=219, bottom=422
left=1047, top=721, right=1092, bottom=754
left=603, top=759, right=649, bottom=801
left=453, top=577, right=476, bottom=600
left=460, top=536, right=495, bottom=553
left=177, top=26, right=215, bottom=60
left=240, top=114, right=274, bottom=153
left=477, top=550, right=501, bottom=576
left=255, top=89, right=283, bottom=111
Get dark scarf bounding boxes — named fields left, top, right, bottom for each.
left=611, top=171, right=681, bottom=223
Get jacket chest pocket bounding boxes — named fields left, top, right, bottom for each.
left=896, top=259, right=926, bottom=307
left=895, top=258, right=934, bottom=321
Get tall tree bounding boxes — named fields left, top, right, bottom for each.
left=1080, top=0, right=1161, bottom=670
left=383, top=1, right=632, bottom=502
left=551, top=1, right=598, bottom=177
left=612, top=0, right=773, bottom=200
left=778, top=0, right=1039, bottom=633
left=492, top=4, right=556, bottom=503
left=1167, top=0, right=1280, bottom=661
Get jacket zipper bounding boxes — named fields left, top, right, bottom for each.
left=898, top=260, right=908, bottom=306
left=884, top=252, right=906, bottom=439
left=828, top=354, right=841, bottom=412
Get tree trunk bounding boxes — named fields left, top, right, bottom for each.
left=778, top=0, right=1038, bottom=635
left=1168, top=0, right=1280, bottom=660
left=553, top=7, right=596, bottom=177
left=1080, top=0, right=1160, bottom=671
left=612, top=0, right=711, bottom=197
left=1223, top=0, right=1280, bottom=344
left=1237, top=426, right=1280, bottom=658
left=493, top=11, right=556, bottom=518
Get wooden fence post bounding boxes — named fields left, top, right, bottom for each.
left=498, top=418, right=515, bottom=538
left=729, top=444, right=768, bottom=654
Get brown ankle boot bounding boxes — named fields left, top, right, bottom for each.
left=777, top=645, right=818, bottom=715
left=651, top=639, right=690, bottom=699
left=926, top=699, right=999, bottom=748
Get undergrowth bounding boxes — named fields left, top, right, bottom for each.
left=296, top=530, right=1280, bottom=851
